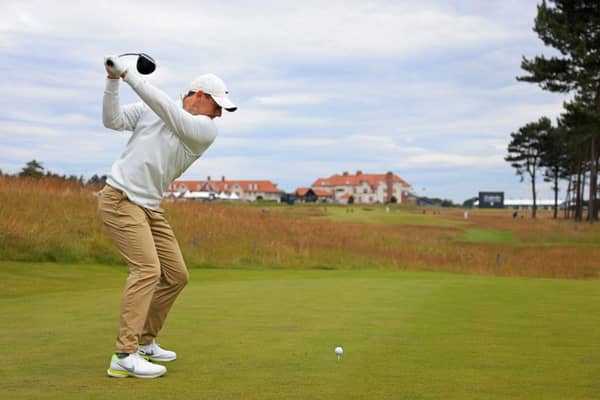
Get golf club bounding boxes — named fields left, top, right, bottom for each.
left=106, top=53, right=156, bottom=75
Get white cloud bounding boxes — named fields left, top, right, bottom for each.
left=4, top=111, right=95, bottom=126
left=217, top=107, right=332, bottom=133
left=0, top=82, right=82, bottom=102
left=0, top=2, right=45, bottom=33
left=0, top=122, right=68, bottom=138
left=404, top=152, right=504, bottom=167
left=250, top=93, right=328, bottom=106
left=1, top=0, right=513, bottom=64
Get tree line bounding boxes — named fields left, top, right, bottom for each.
left=506, top=0, right=600, bottom=222
left=2, top=159, right=107, bottom=189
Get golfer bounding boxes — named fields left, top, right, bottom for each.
left=99, top=55, right=236, bottom=378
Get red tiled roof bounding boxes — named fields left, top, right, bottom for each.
left=167, top=180, right=204, bottom=192
left=170, top=179, right=283, bottom=193
left=295, top=188, right=310, bottom=197
left=312, top=172, right=410, bottom=189
left=295, top=188, right=333, bottom=197
left=313, top=189, right=332, bottom=197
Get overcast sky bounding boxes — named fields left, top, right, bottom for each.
left=0, top=0, right=569, bottom=202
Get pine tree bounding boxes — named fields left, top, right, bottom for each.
left=19, top=160, right=45, bottom=178
left=506, top=117, right=552, bottom=218
left=540, top=122, right=567, bottom=219
left=518, top=0, right=600, bottom=221
left=558, top=98, right=600, bottom=220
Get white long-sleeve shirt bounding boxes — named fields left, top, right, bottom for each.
left=103, top=73, right=217, bottom=210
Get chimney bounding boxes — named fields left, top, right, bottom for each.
left=221, top=176, right=225, bottom=182
left=356, top=170, right=362, bottom=176
left=343, top=171, right=349, bottom=176
left=207, top=176, right=211, bottom=181
left=386, top=171, right=394, bottom=204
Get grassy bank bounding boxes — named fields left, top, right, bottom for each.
left=2, top=176, right=600, bottom=278
left=2, top=262, right=600, bottom=399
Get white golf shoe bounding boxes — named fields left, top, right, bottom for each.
left=107, top=353, right=166, bottom=379
left=139, top=340, right=177, bottom=362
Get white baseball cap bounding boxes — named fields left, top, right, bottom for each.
left=189, top=73, right=237, bottom=112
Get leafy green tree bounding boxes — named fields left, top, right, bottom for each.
left=440, top=199, right=455, bottom=207
left=518, top=0, right=600, bottom=221
left=539, top=122, right=568, bottom=219
left=86, top=174, right=107, bottom=187
left=417, top=197, right=456, bottom=207
left=506, top=117, right=552, bottom=218
left=557, top=98, right=600, bottom=220
left=19, top=160, right=45, bottom=178
left=462, top=197, right=478, bottom=208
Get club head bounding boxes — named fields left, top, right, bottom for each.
left=136, top=53, right=156, bottom=75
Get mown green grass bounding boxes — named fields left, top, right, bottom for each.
left=315, top=206, right=465, bottom=227
left=2, top=262, right=600, bottom=399
left=464, top=228, right=514, bottom=244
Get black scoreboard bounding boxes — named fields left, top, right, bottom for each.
left=478, top=192, right=504, bottom=208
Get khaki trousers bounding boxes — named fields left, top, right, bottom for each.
left=98, top=185, right=189, bottom=353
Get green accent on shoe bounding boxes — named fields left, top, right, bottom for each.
left=115, top=352, right=129, bottom=359
left=107, top=368, right=132, bottom=378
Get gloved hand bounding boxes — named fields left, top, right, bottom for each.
left=104, top=55, right=128, bottom=77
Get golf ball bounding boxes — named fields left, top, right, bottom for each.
left=335, top=346, right=343, bottom=355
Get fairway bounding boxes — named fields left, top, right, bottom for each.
left=2, top=262, right=600, bottom=399
left=311, top=205, right=466, bottom=227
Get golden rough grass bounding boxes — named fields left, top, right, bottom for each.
left=1, top=176, right=599, bottom=279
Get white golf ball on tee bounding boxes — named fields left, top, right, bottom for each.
left=335, top=346, right=343, bottom=356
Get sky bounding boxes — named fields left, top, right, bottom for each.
left=0, top=0, right=570, bottom=203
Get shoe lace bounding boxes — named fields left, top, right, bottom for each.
left=132, top=352, right=152, bottom=367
